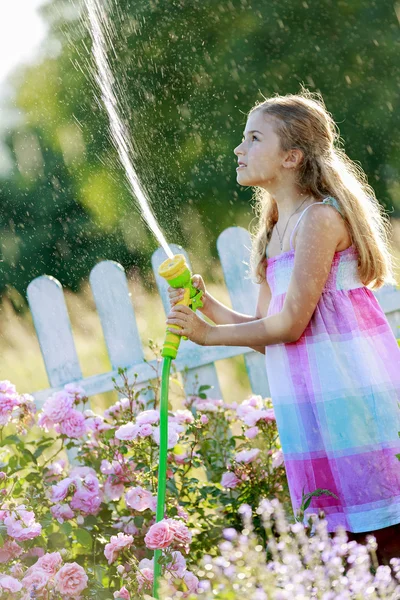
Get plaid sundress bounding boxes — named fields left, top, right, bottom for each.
left=265, top=196, right=400, bottom=533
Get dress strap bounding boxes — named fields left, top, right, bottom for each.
left=289, top=196, right=343, bottom=251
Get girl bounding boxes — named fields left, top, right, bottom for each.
left=165, top=89, right=400, bottom=565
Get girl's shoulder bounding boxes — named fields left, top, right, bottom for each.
left=320, top=196, right=344, bottom=217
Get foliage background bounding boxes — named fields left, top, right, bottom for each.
left=1, top=0, right=400, bottom=399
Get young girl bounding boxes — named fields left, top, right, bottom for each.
left=165, top=89, right=400, bottom=565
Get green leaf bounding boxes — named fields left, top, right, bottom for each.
left=61, top=522, right=73, bottom=535
left=0, top=435, right=20, bottom=447
left=75, top=528, right=93, bottom=549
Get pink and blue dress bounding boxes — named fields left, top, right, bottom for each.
left=265, top=196, right=400, bottom=533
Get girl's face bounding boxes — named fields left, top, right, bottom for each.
left=234, top=111, right=286, bottom=188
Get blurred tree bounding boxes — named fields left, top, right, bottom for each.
left=1, top=0, right=399, bottom=301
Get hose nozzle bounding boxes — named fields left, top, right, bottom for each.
left=158, top=254, right=203, bottom=359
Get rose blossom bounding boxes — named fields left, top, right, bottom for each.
left=0, top=539, right=23, bottom=563
left=104, top=477, right=125, bottom=502
left=138, top=423, right=153, bottom=437
left=125, top=486, right=156, bottom=512
left=64, top=382, right=87, bottom=401
left=4, top=509, right=42, bottom=541
left=104, top=533, right=134, bottom=565
left=144, top=520, right=175, bottom=550
left=152, top=421, right=183, bottom=449
left=35, top=551, right=63, bottom=575
left=22, top=568, right=49, bottom=591
left=172, top=409, right=195, bottom=425
left=59, top=409, right=87, bottom=438
left=137, top=567, right=154, bottom=592
left=0, top=575, right=23, bottom=592
left=0, top=380, right=20, bottom=425
left=166, top=518, right=192, bottom=551
left=221, top=471, right=240, bottom=488
left=54, top=562, right=88, bottom=596
left=245, top=426, right=260, bottom=439
left=183, top=570, right=200, bottom=593
left=50, top=503, right=75, bottom=523
left=51, top=477, right=75, bottom=502
left=168, top=550, right=187, bottom=578
left=115, top=422, right=140, bottom=441
left=243, top=408, right=275, bottom=427
left=114, top=586, right=130, bottom=599
left=136, top=409, right=160, bottom=426
left=234, top=448, right=260, bottom=464
left=41, top=390, right=73, bottom=423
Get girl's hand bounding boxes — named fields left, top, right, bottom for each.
left=166, top=305, right=212, bottom=346
left=167, top=274, right=207, bottom=308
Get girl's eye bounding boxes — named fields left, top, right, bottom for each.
left=241, top=135, right=259, bottom=142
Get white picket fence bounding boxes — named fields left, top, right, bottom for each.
left=27, top=226, right=400, bottom=412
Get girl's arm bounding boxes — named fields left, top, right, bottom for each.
left=199, top=287, right=268, bottom=355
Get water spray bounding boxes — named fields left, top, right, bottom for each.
left=152, top=255, right=203, bottom=597
left=84, top=2, right=204, bottom=597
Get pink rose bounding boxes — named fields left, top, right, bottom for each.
left=64, top=383, right=87, bottom=402
left=125, top=486, right=155, bottom=512
left=104, top=477, right=125, bottom=502
left=42, top=390, right=73, bottom=423
left=221, top=471, right=240, bottom=488
left=166, top=518, right=192, bottom=552
left=183, top=570, right=200, bottom=593
left=243, top=408, right=275, bottom=427
left=144, top=520, right=175, bottom=550
left=136, top=409, right=160, bottom=426
left=22, top=568, right=49, bottom=591
left=115, top=422, right=140, bottom=441
left=59, top=409, right=87, bottom=438
left=35, top=551, right=63, bottom=575
left=245, top=426, right=260, bottom=439
left=0, top=380, right=20, bottom=425
left=113, top=516, right=139, bottom=536
left=234, top=448, right=260, bottom=464
left=50, top=503, right=75, bottom=523
left=272, top=449, right=284, bottom=469
left=168, top=550, right=187, bottom=578
left=4, top=509, right=42, bottom=541
left=114, top=586, right=130, bottom=599
left=0, top=539, right=23, bottom=563
left=138, top=423, right=153, bottom=437
left=104, top=533, right=134, bottom=565
left=51, top=477, right=75, bottom=502
left=172, top=409, right=195, bottom=425
left=137, top=567, right=154, bottom=592
left=152, top=422, right=183, bottom=449
left=70, top=489, right=102, bottom=515
left=200, top=414, right=209, bottom=425
left=0, top=575, right=23, bottom=593
left=54, top=562, right=88, bottom=596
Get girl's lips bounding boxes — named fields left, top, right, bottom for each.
left=236, top=165, right=246, bottom=170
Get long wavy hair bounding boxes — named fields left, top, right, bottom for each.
left=248, top=88, right=397, bottom=290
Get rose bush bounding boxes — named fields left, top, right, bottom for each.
left=3, top=341, right=392, bottom=598
left=0, top=347, right=293, bottom=598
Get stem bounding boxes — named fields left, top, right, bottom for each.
left=41, top=439, right=65, bottom=468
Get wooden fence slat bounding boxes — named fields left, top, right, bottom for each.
left=27, top=275, right=86, bottom=464
left=151, top=244, right=223, bottom=399
left=217, top=226, right=270, bottom=397
left=373, top=285, right=400, bottom=338
left=27, top=276, right=82, bottom=397
left=89, top=260, right=155, bottom=407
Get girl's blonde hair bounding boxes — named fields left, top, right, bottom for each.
left=248, top=87, right=397, bottom=290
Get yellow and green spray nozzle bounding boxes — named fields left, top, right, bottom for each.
left=158, top=253, right=204, bottom=358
